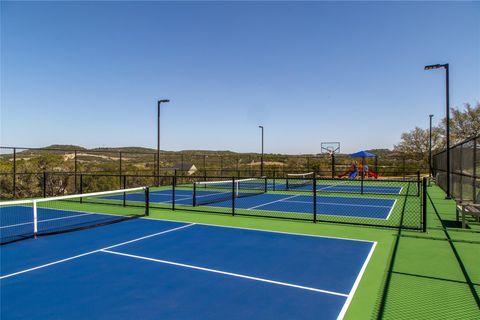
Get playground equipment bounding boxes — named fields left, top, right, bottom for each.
left=338, top=151, right=379, bottom=179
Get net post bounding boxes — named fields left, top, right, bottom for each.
left=172, top=175, right=176, bottom=211
left=264, top=176, right=267, bottom=193
left=33, top=200, right=38, bottom=238
left=145, top=187, right=150, bottom=216
left=123, top=175, right=127, bottom=189
left=232, top=177, right=235, bottom=216
left=286, top=175, right=289, bottom=190
left=313, top=175, right=317, bottom=223
left=123, top=189, right=126, bottom=207
left=422, top=177, right=427, bottom=232
left=192, top=181, right=197, bottom=207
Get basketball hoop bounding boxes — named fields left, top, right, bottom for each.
left=321, top=142, right=340, bottom=156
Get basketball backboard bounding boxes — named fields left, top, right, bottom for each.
left=321, top=142, right=340, bottom=155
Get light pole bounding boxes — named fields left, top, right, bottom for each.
left=157, top=99, right=170, bottom=185
left=425, top=63, right=450, bottom=198
left=258, top=126, right=264, bottom=176
left=429, top=114, right=434, bottom=179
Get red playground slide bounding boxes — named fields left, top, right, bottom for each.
left=366, top=171, right=378, bottom=179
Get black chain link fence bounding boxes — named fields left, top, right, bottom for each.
left=1, top=146, right=426, bottom=200
left=432, top=134, right=479, bottom=203
left=21, top=172, right=422, bottom=231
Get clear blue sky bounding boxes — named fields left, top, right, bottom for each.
left=1, top=1, right=479, bottom=154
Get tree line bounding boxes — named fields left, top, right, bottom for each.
left=393, top=102, right=480, bottom=165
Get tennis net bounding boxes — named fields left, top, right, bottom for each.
left=0, top=187, right=149, bottom=245
left=286, top=172, right=315, bottom=190
left=193, top=177, right=267, bottom=206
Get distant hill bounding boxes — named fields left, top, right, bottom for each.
left=1, top=144, right=394, bottom=158
left=44, top=145, right=87, bottom=151
left=91, top=147, right=156, bottom=154
left=364, top=149, right=394, bottom=157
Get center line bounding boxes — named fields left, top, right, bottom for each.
left=247, top=194, right=301, bottom=210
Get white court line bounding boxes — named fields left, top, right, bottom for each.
left=385, top=199, right=397, bottom=220
left=336, top=242, right=377, bottom=320
left=101, top=249, right=348, bottom=298
left=316, top=180, right=350, bottom=191
left=0, top=223, right=195, bottom=280
left=282, top=200, right=393, bottom=209
left=157, top=196, right=192, bottom=204
left=230, top=205, right=392, bottom=221
left=317, top=181, right=402, bottom=194
left=141, top=216, right=376, bottom=244
left=246, top=194, right=301, bottom=210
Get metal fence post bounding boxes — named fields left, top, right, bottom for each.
left=79, top=174, right=83, bottom=203
left=172, top=175, right=176, bottom=211
left=13, top=148, right=16, bottom=198
left=360, top=159, right=365, bottom=195
left=331, top=153, right=335, bottom=178
left=145, top=187, right=150, bottom=216
left=422, top=177, right=427, bottom=232
left=313, top=175, right=317, bottom=223
left=417, top=171, right=421, bottom=197
left=43, top=171, right=47, bottom=198
left=473, top=137, right=477, bottom=203
left=181, top=154, right=184, bottom=176
left=232, top=177, right=235, bottom=216
left=74, top=150, right=78, bottom=193
left=273, top=168, right=276, bottom=192
left=220, top=156, right=224, bottom=176
left=119, top=152, right=122, bottom=189
left=192, top=182, right=197, bottom=207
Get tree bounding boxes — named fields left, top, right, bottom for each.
left=393, top=126, right=445, bottom=165
left=395, top=101, right=479, bottom=165
left=447, top=102, right=480, bottom=144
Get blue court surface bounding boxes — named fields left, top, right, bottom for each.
left=274, top=182, right=402, bottom=194
left=1, top=219, right=376, bottom=320
left=105, top=190, right=397, bottom=220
